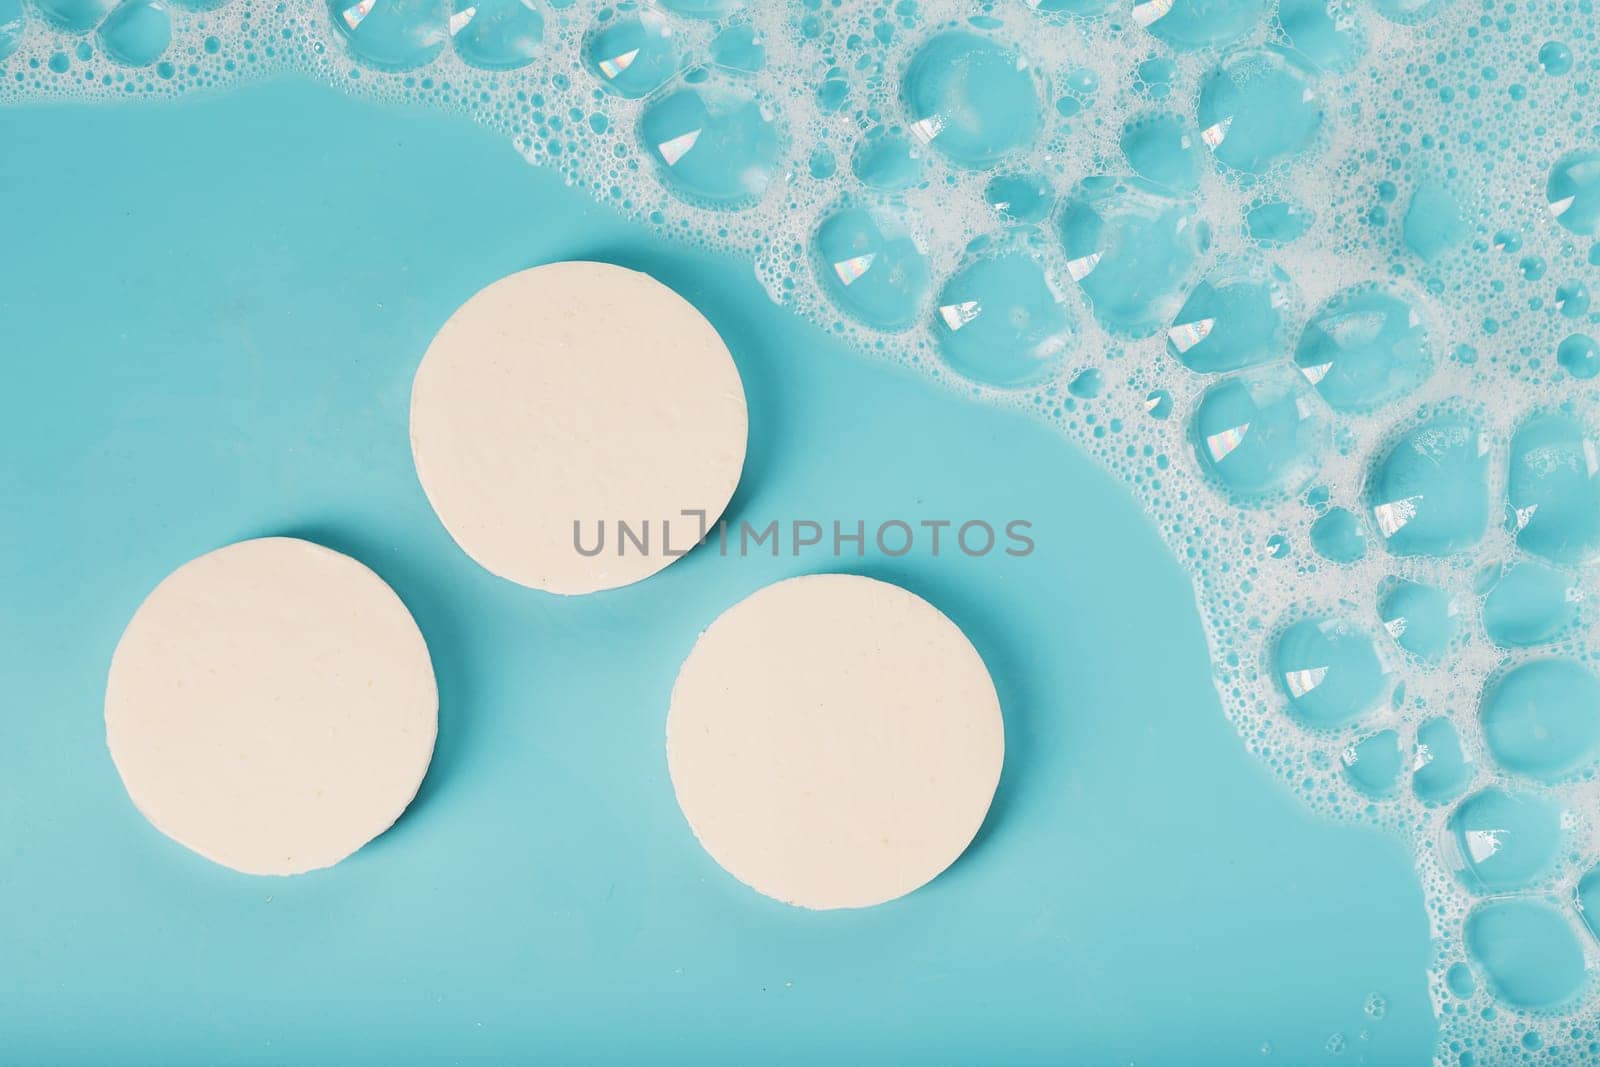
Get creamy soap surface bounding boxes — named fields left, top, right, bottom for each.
left=410, top=261, right=749, bottom=595
left=106, top=537, right=438, bottom=876
left=667, top=573, right=1005, bottom=910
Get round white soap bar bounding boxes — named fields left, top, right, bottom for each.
left=410, top=261, right=748, bottom=594
left=667, top=574, right=1005, bottom=909
left=105, top=538, right=437, bottom=876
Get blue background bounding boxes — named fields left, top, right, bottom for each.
left=1, top=80, right=1437, bottom=1062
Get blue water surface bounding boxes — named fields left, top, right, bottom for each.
left=0, top=81, right=1437, bottom=1063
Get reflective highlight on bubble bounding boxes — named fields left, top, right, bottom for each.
left=1295, top=287, right=1430, bottom=414
left=639, top=85, right=783, bottom=208
left=1365, top=411, right=1488, bottom=558
left=1191, top=368, right=1325, bottom=503
left=450, top=0, right=543, bottom=70
left=1274, top=616, right=1389, bottom=730
left=901, top=32, right=1041, bottom=170
left=933, top=251, right=1073, bottom=389
left=813, top=206, right=931, bottom=332
left=330, top=0, right=448, bottom=71
left=1057, top=176, right=1209, bottom=337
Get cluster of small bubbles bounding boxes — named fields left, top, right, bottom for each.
left=7, top=0, right=1600, bottom=1057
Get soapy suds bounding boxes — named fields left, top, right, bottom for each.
left=5, top=0, right=1600, bottom=1057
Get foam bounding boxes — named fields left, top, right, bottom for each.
left=6, top=0, right=1600, bottom=1056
